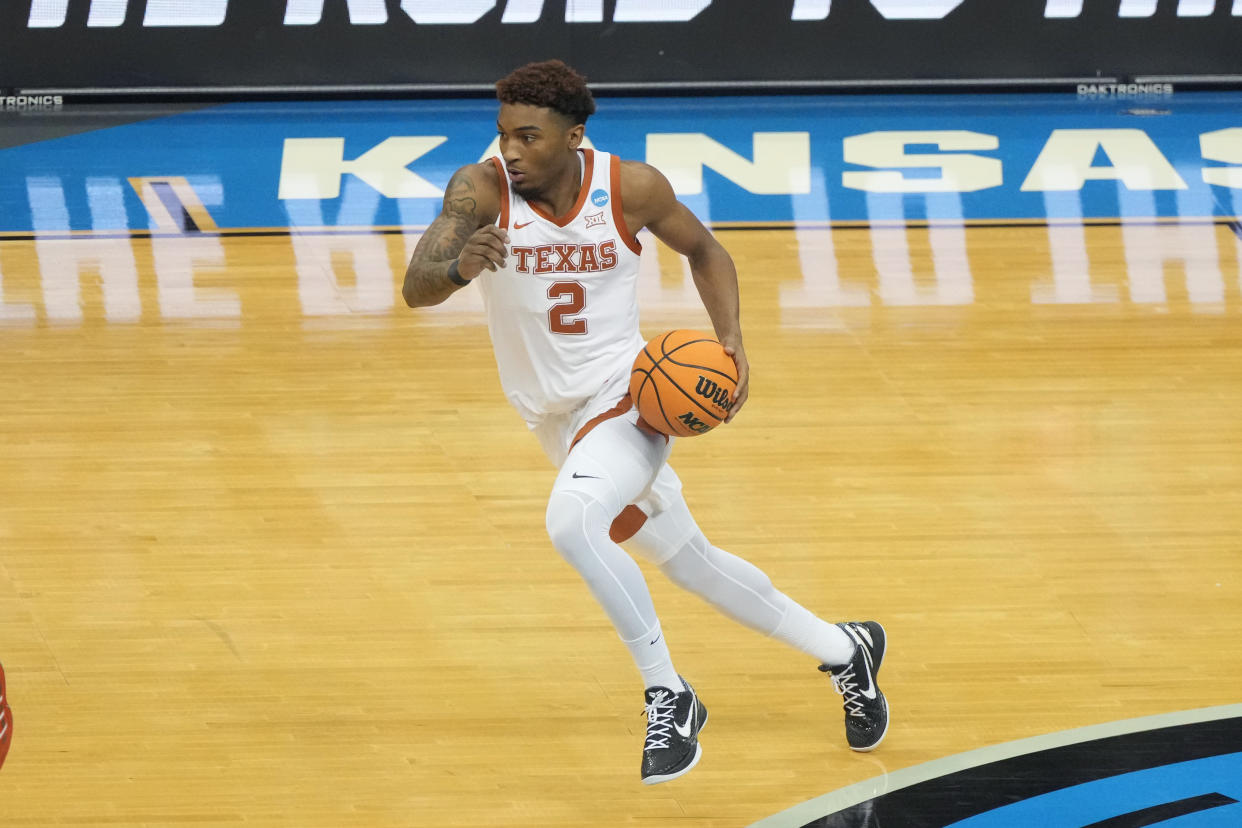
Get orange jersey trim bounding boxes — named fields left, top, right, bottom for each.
left=528, top=149, right=595, bottom=228
left=610, top=156, right=642, bottom=255
left=490, top=156, right=510, bottom=230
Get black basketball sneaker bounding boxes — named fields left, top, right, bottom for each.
left=640, top=677, right=707, bottom=784
left=820, top=621, right=888, bottom=752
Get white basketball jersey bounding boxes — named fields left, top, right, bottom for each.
left=477, top=149, right=644, bottom=424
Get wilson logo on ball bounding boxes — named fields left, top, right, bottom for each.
left=694, top=376, right=735, bottom=412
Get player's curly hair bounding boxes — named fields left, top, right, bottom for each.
left=496, top=60, right=597, bottom=125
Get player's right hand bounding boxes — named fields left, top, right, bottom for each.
left=457, top=225, right=510, bottom=280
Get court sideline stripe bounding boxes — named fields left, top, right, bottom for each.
left=1, top=216, right=1240, bottom=243
left=747, top=703, right=1242, bottom=828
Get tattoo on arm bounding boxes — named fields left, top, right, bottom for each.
left=419, top=213, right=474, bottom=263
left=425, top=170, right=479, bottom=258
left=443, top=169, right=478, bottom=222
left=404, top=169, right=483, bottom=305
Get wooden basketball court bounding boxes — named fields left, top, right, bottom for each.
left=2, top=210, right=1240, bottom=824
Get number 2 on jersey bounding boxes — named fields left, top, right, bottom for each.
left=548, top=281, right=587, bottom=335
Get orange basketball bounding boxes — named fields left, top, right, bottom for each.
left=629, top=330, right=739, bottom=438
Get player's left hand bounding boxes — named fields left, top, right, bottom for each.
left=721, top=338, right=749, bottom=422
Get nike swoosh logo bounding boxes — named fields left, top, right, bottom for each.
left=856, top=644, right=878, bottom=700
left=571, top=472, right=600, bottom=479
left=513, top=220, right=535, bottom=229
left=649, top=634, right=661, bottom=646
left=673, top=709, right=694, bottom=739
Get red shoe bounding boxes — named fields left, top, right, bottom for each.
left=0, top=661, right=11, bottom=769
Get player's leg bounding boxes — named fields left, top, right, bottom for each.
left=627, top=477, right=889, bottom=752
left=626, top=483, right=854, bottom=663
left=547, top=415, right=679, bottom=691
left=544, top=415, right=706, bottom=783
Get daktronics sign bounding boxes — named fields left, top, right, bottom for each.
left=23, top=0, right=1242, bottom=27
left=6, top=0, right=1242, bottom=93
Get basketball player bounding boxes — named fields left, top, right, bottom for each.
left=0, top=661, right=11, bottom=769
left=403, top=60, right=887, bottom=784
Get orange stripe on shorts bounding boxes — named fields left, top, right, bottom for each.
left=569, top=394, right=633, bottom=454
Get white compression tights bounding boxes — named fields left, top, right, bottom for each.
left=630, top=496, right=849, bottom=664
left=544, top=416, right=853, bottom=683
left=545, top=415, right=681, bottom=689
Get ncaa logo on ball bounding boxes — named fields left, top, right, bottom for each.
left=591, top=189, right=609, bottom=207
left=677, top=412, right=711, bottom=434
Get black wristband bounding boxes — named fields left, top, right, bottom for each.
left=446, top=259, right=470, bottom=287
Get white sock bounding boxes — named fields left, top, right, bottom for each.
left=773, top=604, right=856, bottom=666
left=624, top=623, right=684, bottom=692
